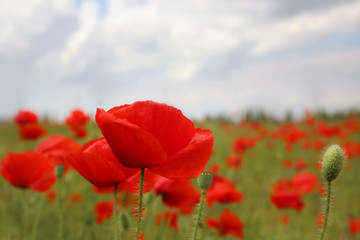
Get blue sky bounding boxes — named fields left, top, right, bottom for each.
left=1, top=0, right=360, bottom=121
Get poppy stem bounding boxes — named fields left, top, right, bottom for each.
left=57, top=176, right=63, bottom=240
left=320, top=181, right=331, bottom=240
left=193, top=190, right=206, bottom=240
left=22, top=189, right=28, bottom=240
left=113, top=184, right=119, bottom=240
left=30, top=195, right=45, bottom=240
left=136, top=168, right=145, bottom=240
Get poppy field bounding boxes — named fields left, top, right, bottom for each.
left=0, top=102, right=360, bottom=240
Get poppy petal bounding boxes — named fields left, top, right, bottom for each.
left=148, top=129, right=214, bottom=178
left=108, top=101, right=196, bottom=156
left=96, top=108, right=167, bottom=168
left=67, top=153, right=126, bottom=188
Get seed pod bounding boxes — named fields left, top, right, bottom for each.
left=197, top=171, right=213, bottom=192
left=322, top=145, right=344, bottom=181
left=120, top=212, right=130, bottom=231
left=55, top=164, right=65, bottom=178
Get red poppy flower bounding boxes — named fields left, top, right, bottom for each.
left=46, top=190, right=57, bottom=203
left=205, top=176, right=244, bottom=207
left=66, top=138, right=157, bottom=193
left=67, top=193, right=83, bottom=207
left=317, top=213, right=325, bottom=227
left=206, top=208, right=244, bottom=238
left=278, top=215, right=290, bottom=224
left=0, top=151, right=56, bottom=192
left=226, top=155, right=243, bottom=170
left=36, top=135, right=81, bottom=172
left=69, top=125, right=88, bottom=138
left=270, top=190, right=304, bottom=211
left=281, top=159, right=292, bottom=168
left=66, top=109, right=90, bottom=126
left=232, top=137, right=256, bottom=154
left=316, top=121, right=342, bottom=138
left=154, top=177, right=200, bottom=214
left=19, top=124, right=47, bottom=140
left=294, top=158, right=308, bottom=171
left=349, top=218, right=360, bottom=235
left=155, top=211, right=179, bottom=232
left=94, top=200, right=113, bottom=224
left=290, top=172, right=318, bottom=194
left=209, top=163, right=220, bottom=174
left=95, top=101, right=214, bottom=179
left=13, top=110, right=38, bottom=125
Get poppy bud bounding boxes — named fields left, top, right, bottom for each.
left=55, top=164, right=65, bottom=178
left=322, top=145, right=344, bottom=181
left=197, top=171, right=213, bottom=192
left=120, top=212, right=130, bottom=231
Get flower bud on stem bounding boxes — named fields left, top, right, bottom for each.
left=319, top=145, right=344, bottom=240
left=192, top=172, right=213, bottom=240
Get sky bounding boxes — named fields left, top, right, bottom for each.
left=1, top=0, right=360, bottom=121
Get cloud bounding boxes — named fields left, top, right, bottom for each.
left=0, top=0, right=359, bottom=121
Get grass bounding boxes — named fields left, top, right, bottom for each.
left=0, top=119, right=359, bottom=240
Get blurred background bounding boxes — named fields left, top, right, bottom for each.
left=1, top=0, right=360, bottom=121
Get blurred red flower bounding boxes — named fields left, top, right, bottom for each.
left=294, top=158, right=308, bottom=171
left=154, top=177, right=200, bottom=214
left=95, top=101, right=214, bottom=179
left=278, top=215, right=290, bottom=224
left=67, top=138, right=157, bottom=193
left=226, top=155, right=243, bottom=170
left=209, top=163, right=220, bottom=174
left=281, top=159, right=292, bottom=168
left=206, top=208, right=244, bottom=238
left=316, top=213, right=325, bottom=227
left=316, top=121, right=342, bottom=138
left=94, top=200, right=113, bottom=224
left=66, top=109, right=90, bottom=138
left=349, top=218, right=360, bottom=235
left=67, top=193, right=83, bottom=207
left=206, top=176, right=244, bottom=207
left=66, top=109, right=90, bottom=126
left=290, top=172, right=318, bottom=194
left=46, top=190, right=57, bottom=203
left=36, top=135, right=81, bottom=172
left=232, top=137, right=256, bottom=154
left=270, top=190, right=304, bottom=211
left=155, top=211, right=179, bottom=232
left=0, top=151, right=56, bottom=192
left=13, top=110, right=38, bottom=125
left=19, top=124, right=47, bottom=140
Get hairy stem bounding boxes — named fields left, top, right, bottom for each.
left=136, top=168, right=145, bottom=240
left=22, top=189, right=28, bottom=240
left=320, top=181, right=331, bottom=240
left=57, top=177, right=63, bottom=240
left=30, top=195, right=45, bottom=240
left=113, top=184, right=119, bottom=240
left=193, top=191, right=206, bottom=240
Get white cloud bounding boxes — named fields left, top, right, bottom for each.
left=246, top=1, right=360, bottom=55
left=0, top=0, right=360, bottom=120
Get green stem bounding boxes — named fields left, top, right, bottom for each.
left=193, top=191, right=206, bottom=240
left=57, top=176, right=63, bottom=240
left=320, top=181, right=331, bottom=240
left=29, top=195, right=45, bottom=240
left=136, top=168, right=145, bottom=240
left=113, top=184, right=119, bottom=240
left=22, top=189, right=28, bottom=240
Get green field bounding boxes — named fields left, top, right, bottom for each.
left=0, top=118, right=359, bottom=240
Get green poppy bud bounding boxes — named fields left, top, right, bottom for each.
left=120, top=212, right=130, bottom=231
left=55, top=164, right=65, bottom=178
left=322, top=145, right=344, bottom=182
left=197, top=171, right=213, bottom=192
